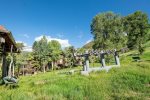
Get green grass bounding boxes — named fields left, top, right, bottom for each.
left=0, top=48, right=150, bottom=100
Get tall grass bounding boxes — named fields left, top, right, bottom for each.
left=0, top=48, right=150, bottom=100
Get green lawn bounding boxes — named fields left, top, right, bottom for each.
left=0, top=49, right=150, bottom=100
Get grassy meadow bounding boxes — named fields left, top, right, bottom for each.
left=0, top=48, right=150, bottom=100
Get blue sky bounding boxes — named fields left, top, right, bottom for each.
left=0, top=0, right=150, bottom=50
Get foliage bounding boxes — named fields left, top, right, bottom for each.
left=32, top=36, right=49, bottom=72
left=16, top=42, right=24, bottom=50
left=32, top=36, right=62, bottom=71
left=63, top=46, right=76, bottom=66
left=47, top=40, right=62, bottom=62
left=91, top=12, right=126, bottom=50
left=91, top=11, right=149, bottom=55
left=124, top=11, right=149, bottom=54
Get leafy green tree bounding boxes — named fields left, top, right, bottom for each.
left=32, top=36, right=49, bottom=72
left=124, top=11, right=149, bottom=54
left=15, top=52, right=29, bottom=76
left=63, top=46, right=76, bottom=67
left=47, top=40, right=62, bottom=70
left=91, top=12, right=126, bottom=50
left=16, top=42, right=24, bottom=50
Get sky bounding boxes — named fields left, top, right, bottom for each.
left=0, top=0, right=150, bottom=51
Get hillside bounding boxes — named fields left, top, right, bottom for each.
left=82, top=41, right=94, bottom=49
left=0, top=47, right=150, bottom=100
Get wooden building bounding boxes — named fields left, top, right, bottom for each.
left=0, top=25, right=19, bottom=78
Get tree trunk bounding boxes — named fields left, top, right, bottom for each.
left=8, top=45, right=13, bottom=78
left=43, top=64, right=45, bottom=73
left=51, top=61, right=54, bottom=70
left=17, top=65, right=20, bottom=77
left=23, top=65, right=25, bottom=76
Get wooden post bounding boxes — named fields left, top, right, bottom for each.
left=12, top=63, right=14, bottom=77
left=8, top=45, right=13, bottom=78
left=1, top=44, right=7, bottom=78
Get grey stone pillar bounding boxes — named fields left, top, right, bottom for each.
left=83, top=64, right=86, bottom=71
left=114, top=49, right=120, bottom=66
left=100, top=50, right=106, bottom=67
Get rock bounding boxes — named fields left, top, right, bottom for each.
left=69, top=70, right=74, bottom=75
left=81, top=71, right=89, bottom=76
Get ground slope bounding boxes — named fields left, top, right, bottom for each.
left=0, top=48, right=150, bottom=100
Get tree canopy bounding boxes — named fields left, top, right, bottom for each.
left=91, top=12, right=126, bottom=50
left=124, top=11, right=149, bottom=54
left=91, top=11, right=149, bottom=54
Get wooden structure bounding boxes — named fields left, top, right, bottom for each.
left=0, top=25, right=19, bottom=78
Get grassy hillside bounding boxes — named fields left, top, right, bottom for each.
left=0, top=49, right=150, bottom=100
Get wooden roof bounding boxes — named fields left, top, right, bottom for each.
left=0, top=25, right=19, bottom=53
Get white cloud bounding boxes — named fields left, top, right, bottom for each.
left=35, top=35, right=71, bottom=48
left=16, top=41, right=32, bottom=52
left=23, top=34, right=29, bottom=38
left=22, top=46, right=32, bottom=52
left=16, top=41, right=27, bottom=46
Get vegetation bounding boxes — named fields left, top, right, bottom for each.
left=91, top=11, right=149, bottom=54
left=0, top=10, right=150, bottom=99
left=124, top=11, right=149, bottom=54
left=0, top=48, right=149, bottom=100
left=32, top=36, right=63, bottom=72
left=91, top=12, right=126, bottom=50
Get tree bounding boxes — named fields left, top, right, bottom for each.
left=124, top=11, right=149, bottom=54
left=63, top=46, right=76, bottom=67
left=16, top=42, right=24, bottom=50
left=15, top=52, right=28, bottom=76
left=91, top=12, right=126, bottom=50
left=32, top=36, right=49, bottom=72
left=47, top=40, right=62, bottom=70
